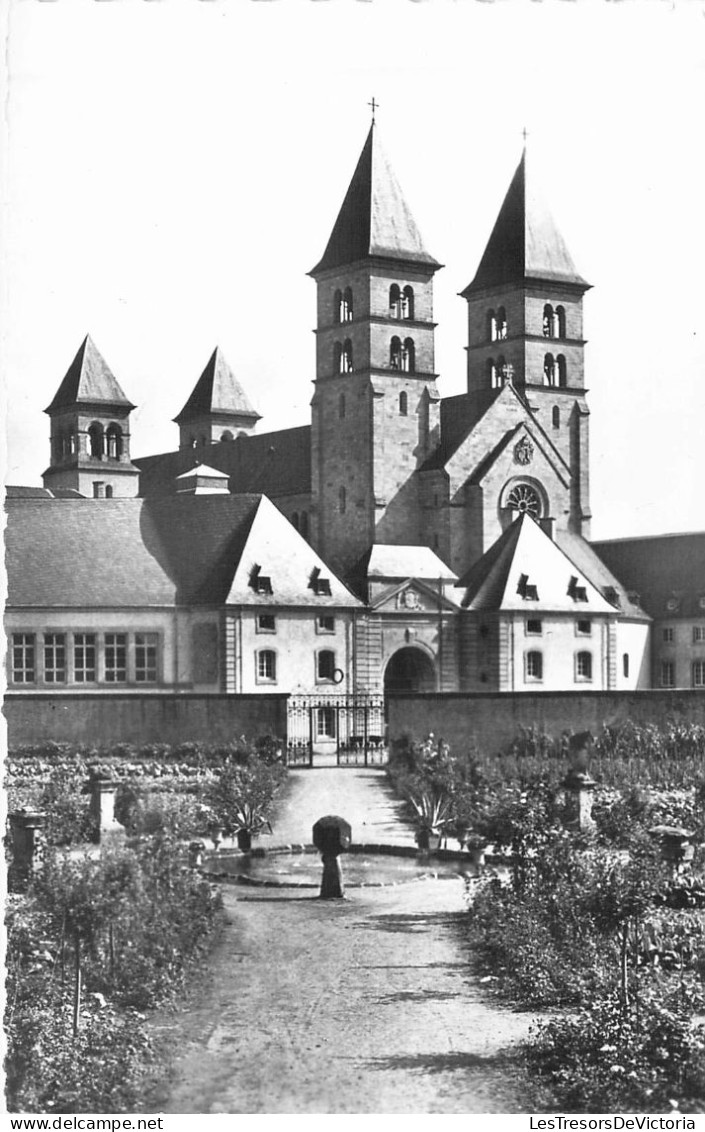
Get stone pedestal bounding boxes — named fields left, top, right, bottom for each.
left=563, top=770, right=596, bottom=832
left=9, top=810, right=46, bottom=888
left=320, top=854, right=345, bottom=899
left=88, top=776, right=125, bottom=845
left=313, top=814, right=351, bottom=900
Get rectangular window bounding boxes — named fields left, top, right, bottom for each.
left=576, top=651, right=593, bottom=681
left=662, top=627, right=675, bottom=643
left=693, top=661, right=705, bottom=688
left=316, top=706, right=336, bottom=739
left=525, top=651, right=543, bottom=681
left=660, top=661, right=675, bottom=688
left=693, top=626, right=705, bottom=644
left=317, top=615, right=335, bottom=634
left=44, top=633, right=66, bottom=683
left=135, top=633, right=159, bottom=683
left=257, top=650, right=276, bottom=682
left=257, top=614, right=277, bottom=633
left=74, top=633, right=96, bottom=683
left=317, top=650, right=336, bottom=682
left=576, top=619, right=592, bottom=636
left=525, top=619, right=542, bottom=636
left=12, top=633, right=35, bottom=683
left=105, top=633, right=127, bottom=683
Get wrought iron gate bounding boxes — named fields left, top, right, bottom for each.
left=286, top=694, right=388, bottom=767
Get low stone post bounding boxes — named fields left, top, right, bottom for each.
left=313, top=815, right=352, bottom=899
left=87, top=773, right=125, bottom=845
left=563, top=769, right=596, bottom=832
left=9, top=810, right=46, bottom=889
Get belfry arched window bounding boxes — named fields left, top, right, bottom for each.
left=334, top=289, right=342, bottom=322
left=487, top=310, right=497, bottom=341
left=556, top=306, right=566, bottom=337
left=543, top=304, right=554, bottom=337
left=342, top=339, right=353, bottom=373
left=488, top=358, right=498, bottom=387
left=497, top=306, right=507, bottom=340
left=106, top=424, right=123, bottom=460
left=543, top=353, right=556, bottom=386
left=340, top=287, right=353, bottom=322
left=88, top=423, right=104, bottom=459
left=402, top=338, right=415, bottom=372
left=334, top=341, right=342, bottom=373
left=557, top=354, right=567, bottom=387
left=399, top=391, right=408, bottom=416
left=402, top=286, right=414, bottom=320
left=389, top=284, right=401, bottom=319
left=390, top=336, right=402, bottom=369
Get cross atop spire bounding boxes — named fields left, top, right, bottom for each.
left=521, top=125, right=529, bottom=146
left=368, top=96, right=379, bottom=124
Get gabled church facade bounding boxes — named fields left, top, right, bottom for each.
left=13, top=118, right=701, bottom=719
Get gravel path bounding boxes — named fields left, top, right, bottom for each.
left=145, top=770, right=538, bottom=1114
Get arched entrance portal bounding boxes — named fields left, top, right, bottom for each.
left=384, top=647, right=436, bottom=694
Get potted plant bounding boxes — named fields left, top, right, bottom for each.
left=407, top=789, right=453, bottom=852
left=230, top=802, right=273, bottom=853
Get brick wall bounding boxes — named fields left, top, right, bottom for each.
left=4, top=692, right=289, bottom=747
left=387, top=689, right=705, bottom=755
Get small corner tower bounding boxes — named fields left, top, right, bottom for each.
left=174, top=347, right=261, bottom=451
left=42, top=335, right=139, bottom=498
left=309, top=119, right=443, bottom=574
left=460, top=146, right=593, bottom=537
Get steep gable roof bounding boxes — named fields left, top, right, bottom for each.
left=366, top=543, right=457, bottom=581
left=45, top=335, right=135, bottom=413
left=458, top=514, right=617, bottom=614
left=591, top=532, right=705, bottom=619
left=173, top=347, right=260, bottom=425
left=461, top=149, right=589, bottom=296
left=310, top=124, right=440, bottom=275
left=135, top=425, right=311, bottom=499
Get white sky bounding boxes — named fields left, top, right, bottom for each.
left=2, top=0, right=704, bottom=541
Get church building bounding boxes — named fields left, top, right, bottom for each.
left=8, top=116, right=702, bottom=746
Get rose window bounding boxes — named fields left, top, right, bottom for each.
left=505, top=483, right=542, bottom=518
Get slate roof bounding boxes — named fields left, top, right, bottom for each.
left=556, top=531, right=648, bottom=620
left=135, top=425, right=311, bottom=499
left=457, top=514, right=626, bottom=615
left=591, top=532, right=705, bottom=619
left=461, top=149, right=589, bottom=295
left=45, top=336, right=135, bottom=413
left=173, top=347, right=260, bottom=425
left=310, top=124, right=441, bottom=276
left=5, top=486, right=86, bottom=500
left=5, top=494, right=360, bottom=609
left=366, top=543, right=457, bottom=581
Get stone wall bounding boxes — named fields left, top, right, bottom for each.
left=387, top=689, right=705, bottom=755
left=4, top=692, right=288, bottom=747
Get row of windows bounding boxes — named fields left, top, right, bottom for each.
left=485, top=304, right=567, bottom=343
left=256, top=613, right=335, bottom=634
left=332, top=338, right=419, bottom=375
left=11, top=632, right=159, bottom=686
left=256, top=648, right=340, bottom=684
left=660, top=660, right=705, bottom=688
left=332, top=285, right=416, bottom=325
left=53, top=423, right=125, bottom=462
left=524, top=650, right=598, bottom=682
left=524, top=618, right=595, bottom=637
left=662, top=626, right=705, bottom=643
left=487, top=355, right=568, bottom=389
left=248, top=565, right=331, bottom=596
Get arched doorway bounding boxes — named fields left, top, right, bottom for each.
left=384, top=647, right=436, bottom=694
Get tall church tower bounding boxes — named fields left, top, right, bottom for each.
left=42, top=335, right=139, bottom=498
left=460, top=148, right=593, bottom=537
left=309, top=123, right=443, bottom=575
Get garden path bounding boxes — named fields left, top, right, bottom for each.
left=146, top=770, right=539, bottom=1113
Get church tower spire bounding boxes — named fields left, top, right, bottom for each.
left=309, top=123, right=443, bottom=574
left=460, top=147, right=592, bottom=536
left=42, top=335, right=139, bottom=498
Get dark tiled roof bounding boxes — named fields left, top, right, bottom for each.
left=310, top=124, right=440, bottom=275
left=591, top=533, right=705, bottom=619
left=461, top=150, right=589, bottom=296
left=135, top=425, right=312, bottom=499
left=44, top=336, right=135, bottom=413
left=5, top=487, right=87, bottom=499
left=4, top=495, right=261, bottom=608
left=421, top=391, right=498, bottom=471
left=174, top=347, right=260, bottom=424
left=558, top=531, right=649, bottom=620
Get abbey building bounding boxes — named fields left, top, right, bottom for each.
left=5, top=123, right=705, bottom=733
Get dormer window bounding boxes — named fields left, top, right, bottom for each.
left=309, top=567, right=332, bottom=596
left=250, top=565, right=273, bottom=595
left=603, top=585, right=620, bottom=607
left=517, top=573, right=539, bottom=601
left=568, top=576, right=588, bottom=603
